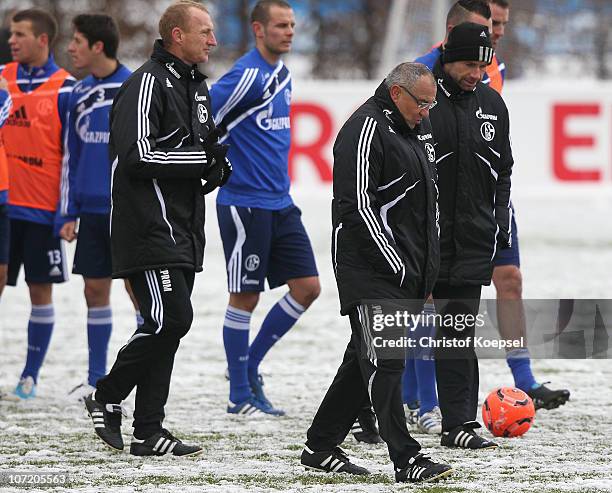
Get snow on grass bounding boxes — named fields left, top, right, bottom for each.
left=1, top=187, right=611, bottom=492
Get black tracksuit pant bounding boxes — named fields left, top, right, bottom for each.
left=431, top=283, right=482, bottom=432
left=96, top=267, right=195, bottom=439
left=306, top=305, right=421, bottom=470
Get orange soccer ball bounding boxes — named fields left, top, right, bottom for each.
left=482, top=387, right=535, bottom=437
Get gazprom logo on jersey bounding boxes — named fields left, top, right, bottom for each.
left=256, top=103, right=291, bottom=131
left=77, top=115, right=110, bottom=144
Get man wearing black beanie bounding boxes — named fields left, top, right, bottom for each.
left=427, top=22, right=513, bottom=450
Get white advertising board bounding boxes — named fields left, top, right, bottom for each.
left=288, top=80, right=612, bottom=191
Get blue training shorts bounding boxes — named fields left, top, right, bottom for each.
left=73, top=213, right=112, bottom=278
left=7, top=218, right=68, bottom=285
left=217, top=204, right=318, bottom=293
left=493, top=203, right=520, bottom=268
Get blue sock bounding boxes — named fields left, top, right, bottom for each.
left=223, top=306, right=252, bottom=404
left=22, top=304, right=54, bottom=383
left=248, top=293, right=304, bottom=379
left=402, top=357, right=418, bottom=406
left=507, top=348, right=538, bottom=391
left=414, top=303, right=439, bottom=415
left=87, top=306, right=113, bottom=386
left=415, top=358, right=438, bottom=415
left=135, top=310, right=144, bottom=327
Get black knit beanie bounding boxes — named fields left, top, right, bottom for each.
left=442, top=22, right=494, bottom=65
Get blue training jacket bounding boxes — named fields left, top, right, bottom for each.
left=61, top=64, right=131, bottom=218
left=210, top=48, right=293, bottom=210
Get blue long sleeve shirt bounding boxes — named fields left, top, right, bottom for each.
left=61, top=64, right=131, bottom=218
left=210, top=48, right=293, bottom=210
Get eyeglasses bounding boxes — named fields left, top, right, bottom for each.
left=399, top=85, right=436, bottom=110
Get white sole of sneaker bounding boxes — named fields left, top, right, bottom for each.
left=181, top=449, right=204, bottom=458
left=303, top=465, right=369, bottom=476
left=424, top=468, right=454, bottom=483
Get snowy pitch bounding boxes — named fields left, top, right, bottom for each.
left=1, top=186, right=611, bottom=492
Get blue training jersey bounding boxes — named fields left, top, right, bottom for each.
left=61, top=64, right=131, bottom=218
left=210, top=48, right=293, bottom=210
left=0, top=55, right=75, bottom=225
left=0, top=88, right=12, bottom=205
left=415, top=44, right=506, bottom=89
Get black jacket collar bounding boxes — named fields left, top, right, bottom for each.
left=151, top=39, right=206, bottom=82
left=373, top=81, right=421, bottom=136
left=433, top=58, right=474, bottom=100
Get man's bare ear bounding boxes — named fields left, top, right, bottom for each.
left=389, top=85, right=401, bottom=104
left=92, top=40, right=104, bottom=55
left=252, top=21, right=264, bottom=39
left=38, top=32, right=49, bottom=48
left=171, top=26, right=183, bottom=45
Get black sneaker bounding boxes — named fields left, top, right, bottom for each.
left=441, top=421, right=498, bottom=450
left=395, top=453, right=453, bottom=483
left=301, top=445, right=370, bottom=475
left=84, top=392, right=125, bottom=451
left=351, top=406, right=383, bottom=444
left=130, top=428, right=203, bottom=457
left=527, top=384, right=570, bottom=410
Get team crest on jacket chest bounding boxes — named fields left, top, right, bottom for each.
left=480, top=121, right=495, bottom=141
left=197, top=103, right=208, bottom=123
left=425, top=142, right=435, bottom=162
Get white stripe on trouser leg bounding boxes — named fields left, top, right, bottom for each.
left=367, top=371, right=377, bottom=403
left=357, top=306, right=375, bottom=361
left=153, top=271, right=164, bottom=333
left=145, top=270, right=164, bottom=333
left=228, top=206, right=246, bottom=293
left=145, top=271, right=159, bottom=331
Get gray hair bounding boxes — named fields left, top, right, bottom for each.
left=384, top=62, right=435, bottom=90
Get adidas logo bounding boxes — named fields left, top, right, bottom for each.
left=166, top=78, right=173, bottom=88
left=49, top=266, right=62, bottom=276
left=7, top=105, right=30, bottom=128
left=480, top=30, right=487, bottom=38
left=152, top=437, right=177, bottom=454
left=13, top=106, right=27, bottom=119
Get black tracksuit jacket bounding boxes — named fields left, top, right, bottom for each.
left=332, top=82, right=440, bottom=315
left=430, top=60, right=514, bottom=286
left=109, top=40, right=215, bottom=277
